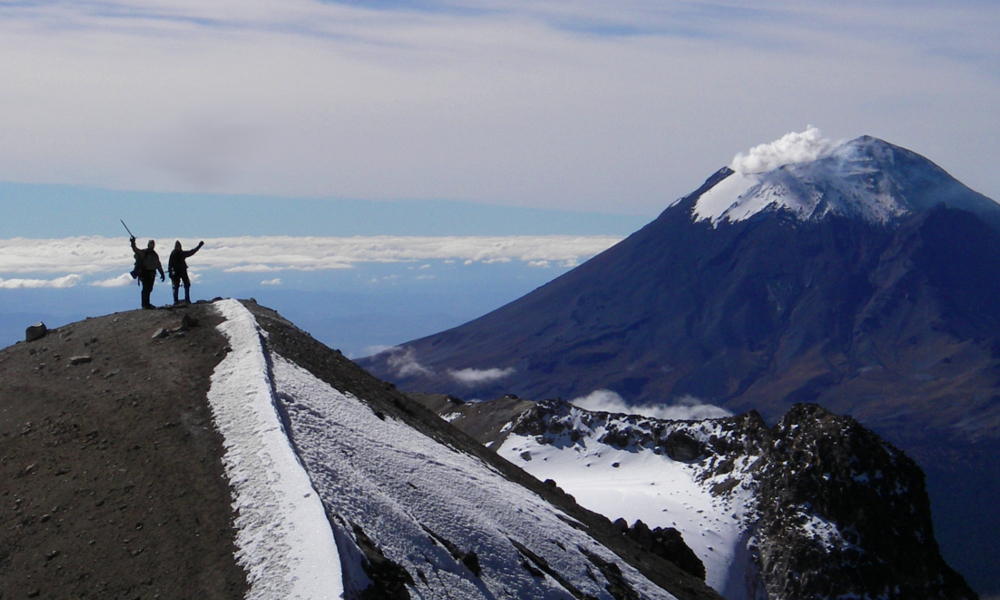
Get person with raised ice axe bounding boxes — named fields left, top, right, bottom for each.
left=168, top=240, right=204, bottom=305
left=127, top=231, right=165, bottom=309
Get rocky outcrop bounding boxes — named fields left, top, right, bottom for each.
left=752, top=404, right=975, bottom=599
left=613, top=518, right=706, bottom=582
left=24, top=321, right=46, bottom=342
left=419, top=396, right=978, bottom=600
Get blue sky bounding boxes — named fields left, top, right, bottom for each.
left=2, top=0, right=999, bottom=354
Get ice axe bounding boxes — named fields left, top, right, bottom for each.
left=120, top=219, right=135, bottom=240
left=121, top=220, right=141, bottom=286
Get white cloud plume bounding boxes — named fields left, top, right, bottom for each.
left=730, top=127, right=836, bottom=174
left=384, top=346, right=433, bottom=378
left=261, top=278, right=283, bottom=286
left=0, top=274, right=82, bottom=289
left=0, top=235, right=620, bottom=276
left=569, top=389, right=732, bottom=421
left=448, top=367, right=516, bottom=387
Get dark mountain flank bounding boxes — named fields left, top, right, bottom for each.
left=359, top=137, right=1000, bottom=594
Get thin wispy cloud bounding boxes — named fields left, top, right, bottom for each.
left=569, top=389, right=733, bottom=421
left=384, top=346, right=432, bottom=377
left=91, top=273, right=136, bottom=288
left=0, top=0, right=997, bottom=215
left=448, top=366, right=515, bottom=386
left=0, top=274, right=83, bottom=289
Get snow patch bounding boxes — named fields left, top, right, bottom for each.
left=208, top=299, right=343, bottom=600
left=497, top=412, right=754, bottom=594
left=694, top=133, right=918, bottom=226
left=799, top=512, right=842, bottom=550
left=269, top=344, right=677, bottom=599
left=209, top=299, right=681, bottom=599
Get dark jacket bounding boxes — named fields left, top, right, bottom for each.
left=168, top=242, right=203, bottom=278
left=131, top=239, right=164, bottom=279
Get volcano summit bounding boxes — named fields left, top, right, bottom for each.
left=360, top=134, right=1000, bottom=594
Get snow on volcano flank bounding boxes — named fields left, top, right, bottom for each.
left=691, top=127, right=956, bottom=226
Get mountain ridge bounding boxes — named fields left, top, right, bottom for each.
left=1, top=301, right=722, bottom=600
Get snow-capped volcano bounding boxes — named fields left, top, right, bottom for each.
left=691, top=135, right=1000, bottom=226
left=359, top=132, right=1000, bottom=595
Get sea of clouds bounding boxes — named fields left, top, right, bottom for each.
left=0, top=235, right=622, bottom=288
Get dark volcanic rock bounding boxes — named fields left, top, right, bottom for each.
left=0, top=304, right=247, bottom=600
left=621, top=520, right=706, bottom=582
left=753, top=404, right=976, bottom=600
left=24, top=322, right=47, bottom=342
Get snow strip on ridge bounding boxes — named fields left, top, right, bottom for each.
left=269, top=352, right=680, bottom=600
left=208, top=299, right=343, bottom=600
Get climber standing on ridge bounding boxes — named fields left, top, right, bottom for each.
left=168, top=240, right=204, bottom=305
left=130, top=237, right=165, bottom=309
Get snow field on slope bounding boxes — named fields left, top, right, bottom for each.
left=269, top=352, right=680, bottom=600
left=498, top=428, right=754, bottom=594
left=208, top=299, right=344, bottom=600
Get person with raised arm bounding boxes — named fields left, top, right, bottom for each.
left=168, top=240, right=205, bottom=305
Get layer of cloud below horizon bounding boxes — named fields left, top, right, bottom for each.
left=0, top=235, right=621, bottom=286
